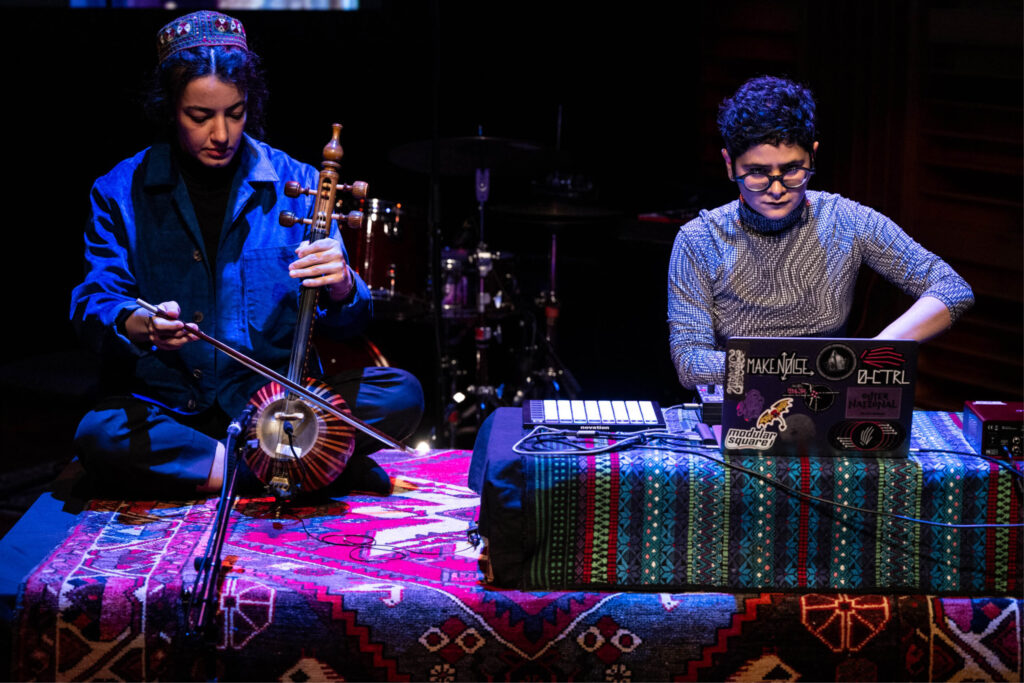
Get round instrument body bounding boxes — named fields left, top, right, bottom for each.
left=242, top=378, right=355, bottom=495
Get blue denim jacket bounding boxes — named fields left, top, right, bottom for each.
left=70, top=134, right=372, bottom=418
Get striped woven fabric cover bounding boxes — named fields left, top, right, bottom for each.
left=507, top=411, right=1021, bottom=593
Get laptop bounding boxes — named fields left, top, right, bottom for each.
left=721, top=337, right=918, bottom=457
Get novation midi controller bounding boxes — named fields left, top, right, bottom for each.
left=522, top=399, right=666, bottom=431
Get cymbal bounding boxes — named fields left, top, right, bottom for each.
left=491, top=198, right=620, bottom=224
left=389, top=136, right=545, bottom=176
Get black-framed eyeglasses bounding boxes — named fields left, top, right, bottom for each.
left=734, top=167, right=814, bottom=192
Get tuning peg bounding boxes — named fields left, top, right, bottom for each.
left=285, top=180, right=367, bottom=200
left=339, top=210, right=363, bottom=229
left=279, top=211, right=306, bottom=228
left=350, top=181, right=368, bottom=199
left=332, top=180, right=368, bottom=199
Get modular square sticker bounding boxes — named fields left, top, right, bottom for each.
left=845, top=386, right=902, bottom=419
left=724, top=396, right=794, bottom=451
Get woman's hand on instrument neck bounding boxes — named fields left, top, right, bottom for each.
left=290, top=238, right=354, bottom=301
left=125, top=301, right=199, bottom=351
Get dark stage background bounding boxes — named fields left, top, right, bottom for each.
left=0, top=0, right=1020, bottom=472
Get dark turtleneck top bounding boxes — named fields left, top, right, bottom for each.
left=737, top=196, right=807, bottom=235
left=174, top=145, right=243, bottom=268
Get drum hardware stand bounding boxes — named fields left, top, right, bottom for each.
left=510, top=323, right=581, bottom=403
left=439, top=353, right=467, bottom=447
left=440, top=161, right=511, bottom=444
left=542, top=230, right=560, bottom=345
left=510, top=225, right=581, bottom=402
left=443, top=324, right=507, bottom=444
left=510, top=104, right=590, bottom=403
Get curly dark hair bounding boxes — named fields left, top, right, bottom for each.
left=717, top=75, right=816, bottom=160
left=143, top=45, right=269, bottom=140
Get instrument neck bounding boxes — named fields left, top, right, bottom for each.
left=286, top=285, right=319, bottom=384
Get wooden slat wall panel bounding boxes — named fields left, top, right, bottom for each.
left=906, top=2, right=1023, bottom=408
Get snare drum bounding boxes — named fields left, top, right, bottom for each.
left=439, top=246, right=518, bottom=319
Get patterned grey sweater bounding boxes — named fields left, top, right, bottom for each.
left=667, top=191, right=974, bottom=388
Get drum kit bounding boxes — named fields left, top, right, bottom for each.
left=339, top=133, right=612, bottom=446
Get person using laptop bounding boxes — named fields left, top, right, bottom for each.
left=668, top=75, right=974, bottom=389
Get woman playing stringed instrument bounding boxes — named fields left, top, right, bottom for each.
left=70, top=10, right=423, bottom=498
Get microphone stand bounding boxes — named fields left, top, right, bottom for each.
left=183, top=405, right=254, bottom=671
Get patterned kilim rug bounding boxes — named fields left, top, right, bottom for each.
left=12, top=448, right=1023, bottom=681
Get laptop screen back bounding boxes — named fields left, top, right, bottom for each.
left=721, top=337, right=919, bottom=457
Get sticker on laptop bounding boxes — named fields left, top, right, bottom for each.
left=741, top=351, right=815, bottom=381
left=785, top=382, right=839, bottom=412
left=845, top=387, right=902, bottom=419
left=859, top=346, right=907, bottom=368
left=827, top=420, right=906, bottom=451
left=816, top=343, right=857, bottom=381
left=725, top=397, right=794, bottom=450
left=856, top=346, right=911, bottom=385
left=735, top=389, right=766, bottom=422
left=726, top=348, right=746, bottom=396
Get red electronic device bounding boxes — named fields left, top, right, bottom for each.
left=962, top=401, right=1024, bottom=459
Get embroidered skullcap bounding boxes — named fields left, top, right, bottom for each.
left=156, top=11, right=248, bottom=64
